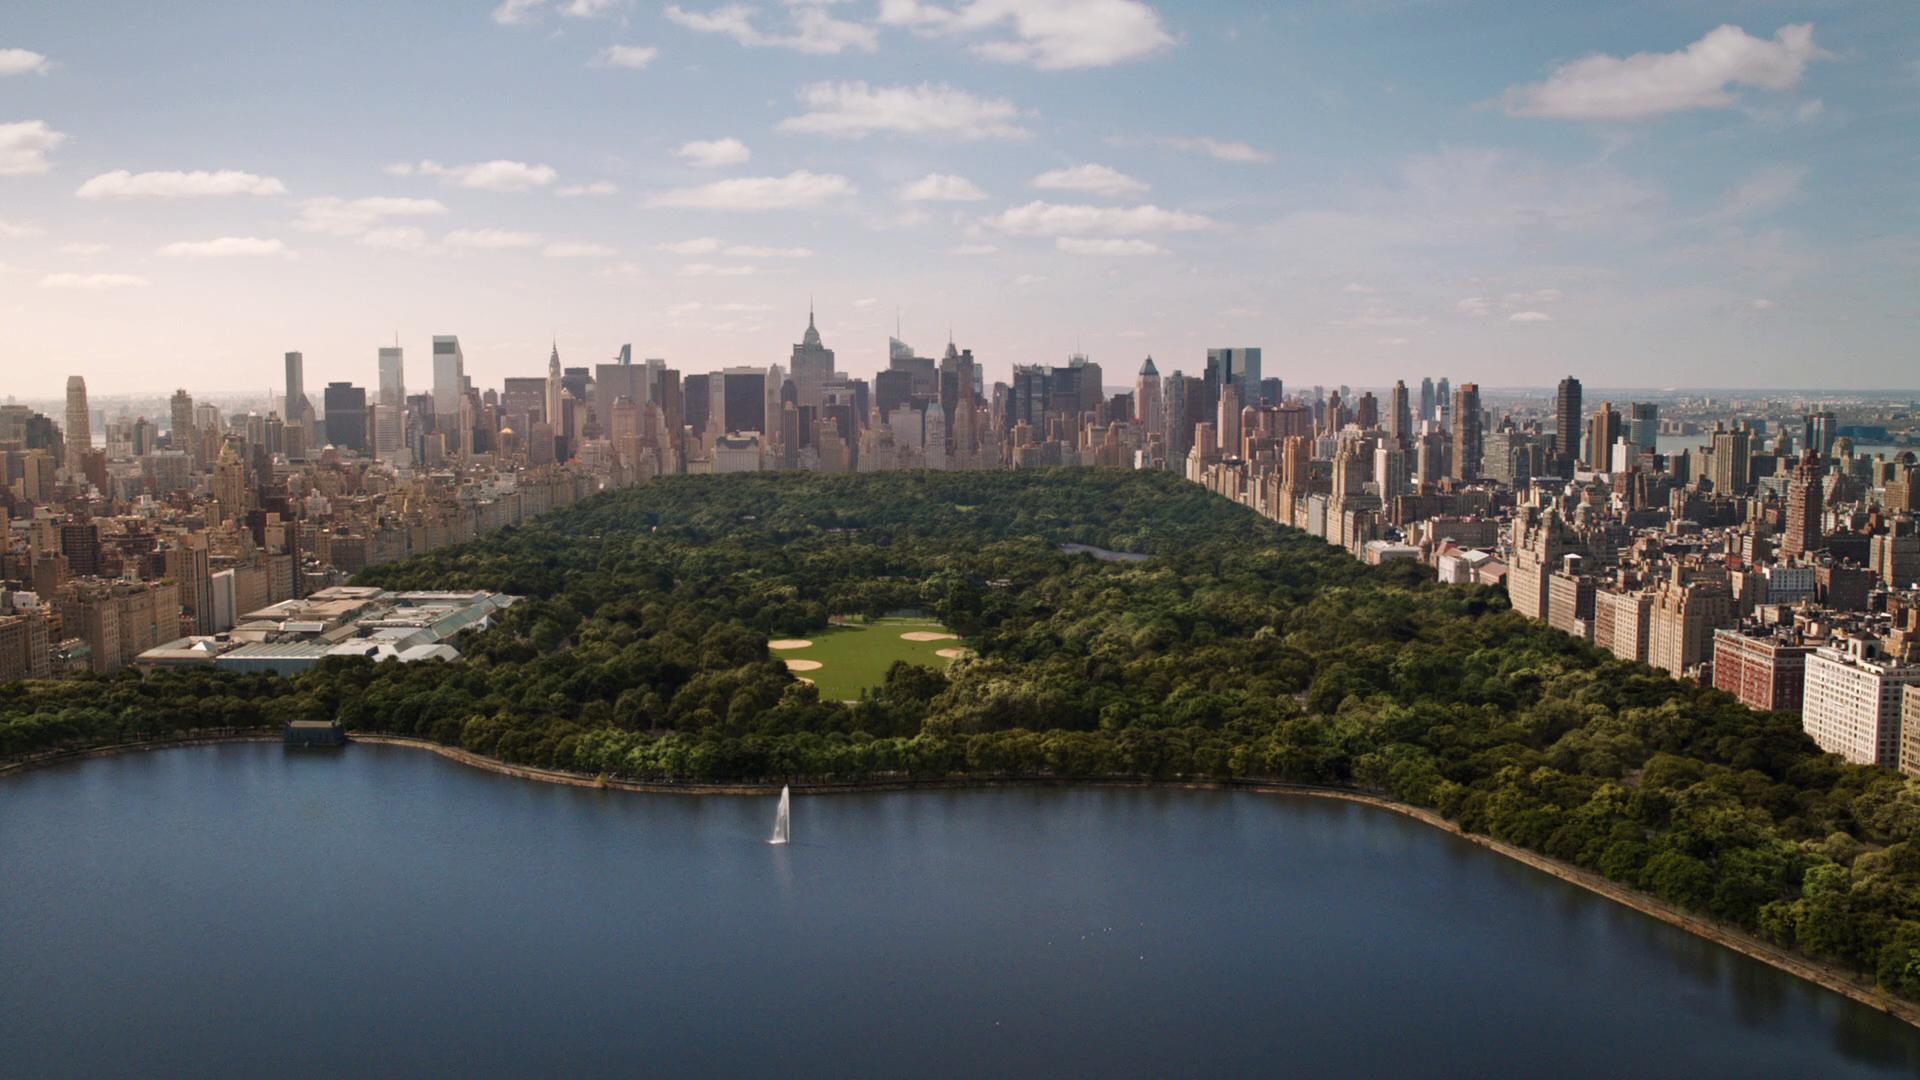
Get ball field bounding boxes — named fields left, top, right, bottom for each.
left=767, top=617, right=965, bottom=701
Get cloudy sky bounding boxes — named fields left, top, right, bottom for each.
left=1, top=0, right=1914, bottom=399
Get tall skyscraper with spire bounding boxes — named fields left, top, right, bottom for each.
left=545, top=342, right=564, bottom=439
left=790, top=306, right=835, bottom=411
left=64, top=375, right=91, bottom=479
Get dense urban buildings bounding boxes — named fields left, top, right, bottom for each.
left=4, top=313, right=1918, bottom=780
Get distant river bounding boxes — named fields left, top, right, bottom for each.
left=5, top=744, right=1919, bottom=1079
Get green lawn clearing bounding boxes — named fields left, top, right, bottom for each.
left=768, top=617, right=965, bottom=701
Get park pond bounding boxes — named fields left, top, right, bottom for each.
left=6, top=742, right=1920, bottom=1079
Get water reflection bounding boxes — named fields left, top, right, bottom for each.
left=3, top=747, right=1919, bottom=1080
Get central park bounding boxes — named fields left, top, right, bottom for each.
left=7, top=468, right=1920, bottom=1012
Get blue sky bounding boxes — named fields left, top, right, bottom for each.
left=1, top=0, right=1914, bottom=398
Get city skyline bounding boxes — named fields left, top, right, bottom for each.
left=3, top=1, right=1916, bottom=397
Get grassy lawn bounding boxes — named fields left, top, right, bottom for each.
left=771, top=617, right=962, bottom=701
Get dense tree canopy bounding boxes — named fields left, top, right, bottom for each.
left=8, top=468, right=1920, bottom=1000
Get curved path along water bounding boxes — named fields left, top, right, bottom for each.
left=5, top=741, right=1920, bottom=1079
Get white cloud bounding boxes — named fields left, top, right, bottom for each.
left=664, top=4, right=878, bottom=54
left=292, top=196, right=449, bottom=236
left=725, top=245, right=812, bottom=257
left=0, top=49, right=49, bottom=76
left=444, top=228, right=544, bottom=249
left=674, top=137, right=752, bottom=168
left=596, top=44, right=660, bottom=68
left=543, top=241, right=619, bottom=258
left=0, top=219, right=44, bottom=237
left=778, top=81, right=1032, bottom=140
left=658, top=237, right=725, bottom=254
left=899, top=173, right=988, bottom=201
left=1107, top=134, right=1272, bottom=162
left=76, top=169, right=286, bottom=199
left=40, top=272, right=148, bottom=289
left=1188, top=138, right=1270, bottom=163
left=645, top=170, right=856, bottom=211
left=1032, top=163, right=1148, bottom=197
left=557, top=181, right=619, bottom=197
left=1056, top=237, right=1164, bottom=255
left=1508, top=311, right=1552, bottom=322
left=1707, top=164, right=1807, bottom=222
left=876, top=0, right=1174, bottom=70
left=1012, top=273, right=1047, bottom=285
left=493, top=0, right=545, bottom=24
left=1502, top=288, right=1563, bottom=306
left=1342, top=283, right=1376, bottom=294
left=678, top=262, right=758, bottom=276
left=359, top=226, right=434, bottom=252
left=981, top=200, right=1217, bottom=236
left=410, top=159, right=558, bottom=192
left=1457, top=297, right=1491, bottom=316
left=156, top=236, right=291, bottom=259
left=948, top=243, right=999, bottom=255
left=0, top=121, right=69, bottom=175
left=1502, top=24, right=1832, bottom=120
left=1750, top=298, right=1776, bottom=310
left=1378, top=338, right=1410, bottom=346
left=1796, top=99, right=1824, bottom=122
left=852, top=297, right=879, bottom=309
left=56, top=242, right=108, bottom=256
left=561, top=0, right=629, bottom=16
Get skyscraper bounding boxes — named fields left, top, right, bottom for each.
left=169, top=389, right=196, bottom=464
left=790, top=308, right=835, bottom=410
left=1135, top=357, right=1161, bottom=439
left=1709, top=425, right=1751, bottom=496
left=545, top=343, right=564, bottom=438
left=1451, top=382, right=1481, bottom=481
left=1805, top=411, right=1837, bottom=458
left=1554, top=375, right=1583, bottom=466
left=1206, top=348, right=1262, bottom=413
left=1436, top=378, right=1450, bottom=424
left=323, top=382, right=369, bottom=453
left=373, top=345, right=407, bottom=460
left=378, top=346, right=405, bottom=407
left=1588, top=403, right=1622, bottom=472
left=720, top=367, right=768, bottom=434
left=1628, top=402, right=1659, bottom=455
left=283, top=351, right=311, bottom=429
left=1419, top=378, right=1435, bottom=423
left=1783, top=449, right=1826, bottom=558
left=1388, top=380, right=1411, bottom=444
left=64, top=375, right=90, bottom=478
left=432, top=335, right=465, bottom=428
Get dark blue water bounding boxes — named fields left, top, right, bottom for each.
left=5, top=743, right=1919, bottom=1079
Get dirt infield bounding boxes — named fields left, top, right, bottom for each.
left=768, top=639, right=814, bottom=650
left=900, top=631, right=961, bottom=642
left=783, top=658, right=824, bottom=671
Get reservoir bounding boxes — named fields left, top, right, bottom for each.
left=5, top=743, right=1920, bottom=1079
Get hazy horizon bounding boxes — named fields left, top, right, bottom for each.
left=3, top=1, right=1914, bottom=398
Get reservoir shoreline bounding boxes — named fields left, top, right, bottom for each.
left=9, top=729, right=1918, bottom=1030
